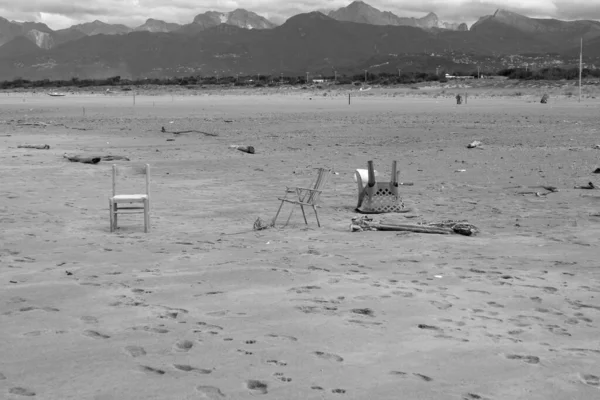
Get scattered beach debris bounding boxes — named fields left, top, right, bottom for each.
left=540, top=94, right=549, bottom=104
left=101, top=155, right=130, bottom=161
left=63, top=154, right=101, bottom=164
left=574, top=182, right=596, bottom=190
left=161, top=126, right=218, bottom=136
left=229, top=145, right=255, bottom=154
left=18, top=144, right=50, bottom=150
left=514, top=185, right=559, bottom=196
left=467, top=141, right=482, bottom=149
left=253, top=217, right=272, bottom=231
left=224, top=119, right=233, bottom=123
left=17, top=121, right=48, bottom=127
left=349, top=216, right=478, bottom=236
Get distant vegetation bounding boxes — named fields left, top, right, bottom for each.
left=497, top=67, right=600, bottom=80
left=0, top=67, right=597, bottom=90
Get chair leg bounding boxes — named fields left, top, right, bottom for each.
left=273, top=200, right=285, bottom=226
left=300, top=205, right=308, bottom=225
left=113, top=203, right=118, bottom=230
left=144, top=200, right=149, bottom=233
left=284, top=207, right=295, bottom=227
left=109, top=199, right=114, bottom=232
left=312, top=205, right=321, bottom=228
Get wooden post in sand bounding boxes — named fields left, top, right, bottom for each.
left=579, top=37, right=583, bottom=103
left=348, top=93, right=351, bottom=105
left=133, top=93, right=136, bottom=106
left=83, top=107, right=85, bottom=116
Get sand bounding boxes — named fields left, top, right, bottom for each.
left=1, top=89, right=600, bottom=400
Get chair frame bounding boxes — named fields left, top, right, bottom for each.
left=108, top=164, right=150, bottom=233
left=273, top=168, right=330, bottom=228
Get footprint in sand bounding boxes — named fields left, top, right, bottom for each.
left=174, top=340, right=194, bottom=352
left=463, top=393, right=491, bottom=400
left=418, top=324, right=442, bottom=331
left=311, top=386, right=324, bottom=390
left=124, top=345, right=146, bottom=358
left=314, top=351, right=343, bottom=362
left=273, top=372, right=292, bottom=382
left=9, top=387, right=36, bottom=397
left=265, top=334, right=297, bottom=342
left=332, top=388, right=346, bottom=394
left=173, top=364, right=212, bottom=374
left=266, top=360, right=287, bottom=366
left=196, top=386, right=225, bottom=399
left=0, top=372, right=5, bottom=380
left=504, top=354, right=540, bottom=364
left=80, top=316, right=98, bottom=324
left=137, top=365, right=165, bottom=375
left=430, top=301, right=452, bottom=310
left=546, top=325, right=571, bottom=337
left=83, top=330, right=110, bottom=339
left=579, top=374, right=600, bottom=387
left=389, top=371, right=433, bottom=382
left=246, top=380, right=268, bottom=395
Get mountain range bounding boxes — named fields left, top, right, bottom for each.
left=0, top=2, right=598, bottom=80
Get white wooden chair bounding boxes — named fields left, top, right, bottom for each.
left=109, top=164, right=150, bottom=232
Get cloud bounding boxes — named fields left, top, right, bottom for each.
left=0, top=0, right=598, bottom=29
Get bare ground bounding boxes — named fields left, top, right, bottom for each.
left=1, top=90, right=600, bottom=400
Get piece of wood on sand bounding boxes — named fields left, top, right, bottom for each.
left=63, top=154, right=101, bottom=164
left=18, top=144, right=50, bottom=149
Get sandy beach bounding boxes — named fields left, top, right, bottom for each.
left=1, top=88, right=599, bottom=399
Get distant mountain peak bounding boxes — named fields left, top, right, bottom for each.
left=329, top=1, right=462, bottom=30
left=192, top=8, right=276, bottom=30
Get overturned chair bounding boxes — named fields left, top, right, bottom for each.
left=355, top=160, right=404, bottom=213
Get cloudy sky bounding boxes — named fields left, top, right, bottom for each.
left=1, top=0, right=599, bottom=29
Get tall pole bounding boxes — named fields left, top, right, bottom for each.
left=306, top=72, right=309, bottom=83
left=579, top=37, right=583, bottom=103
left=364, top=70, right=367, bottom=83
left=334, top=70, right=337, bottom=83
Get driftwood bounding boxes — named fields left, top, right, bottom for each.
left=17, top=121, right=48, bottom=127
left=100, top=155, right=130, bottom=161
left=161, top=126, right=218, bottom=136
left=350, top=217, right=478, bottom=236
left=467, top=140, right=482, bottom=149
left=229, top=145, right=255, bottom=154
left=18, top=144, right=50, bottom=149
left=541, top=94, right=549, bottom=104
left=575, top=182, right=596, bottom=190
left=63, top=154, right=101, bottom=164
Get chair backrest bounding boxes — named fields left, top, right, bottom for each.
left=304, top=168, right=330, bottom=204
left=112, top=164, right=150, bottom=198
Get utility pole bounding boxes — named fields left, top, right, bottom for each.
left=398, top=68, right=401, bottom=77
left=477, top=66, right=481, bottom=79
left=334, top=70, right=337, bottom=83
left=579, top=37, right=583, bottom=103
left=306, top=72, right=309, bottom=83
left=364, top=70, right=367, bottom=83
left=280, top=73, right=283, bottom=84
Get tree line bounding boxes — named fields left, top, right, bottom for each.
left=497, top=67, right=600, bottom=80
left=0, top=67, right=597, bottom=89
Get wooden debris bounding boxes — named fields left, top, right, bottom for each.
left=540, top=94, right=549, bottom=104
left=467, top=140, right=482, bottom=149
left=18, top=144, right=50, bottom=149
left=161, top=126, right=217, bottom=136
left=229, top=145, right=255, bottom=154
left=575, top=182, right=596, bottom=190
left=100, top=155, right=130, bottom=161
left=17, top=121, right=48, bottom=127
left=63, top=154, right=101, bottom=164
left=350, top=216, right=478, bottom=236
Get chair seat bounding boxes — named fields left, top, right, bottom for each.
left=111, top=194, right=148, bottom=202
